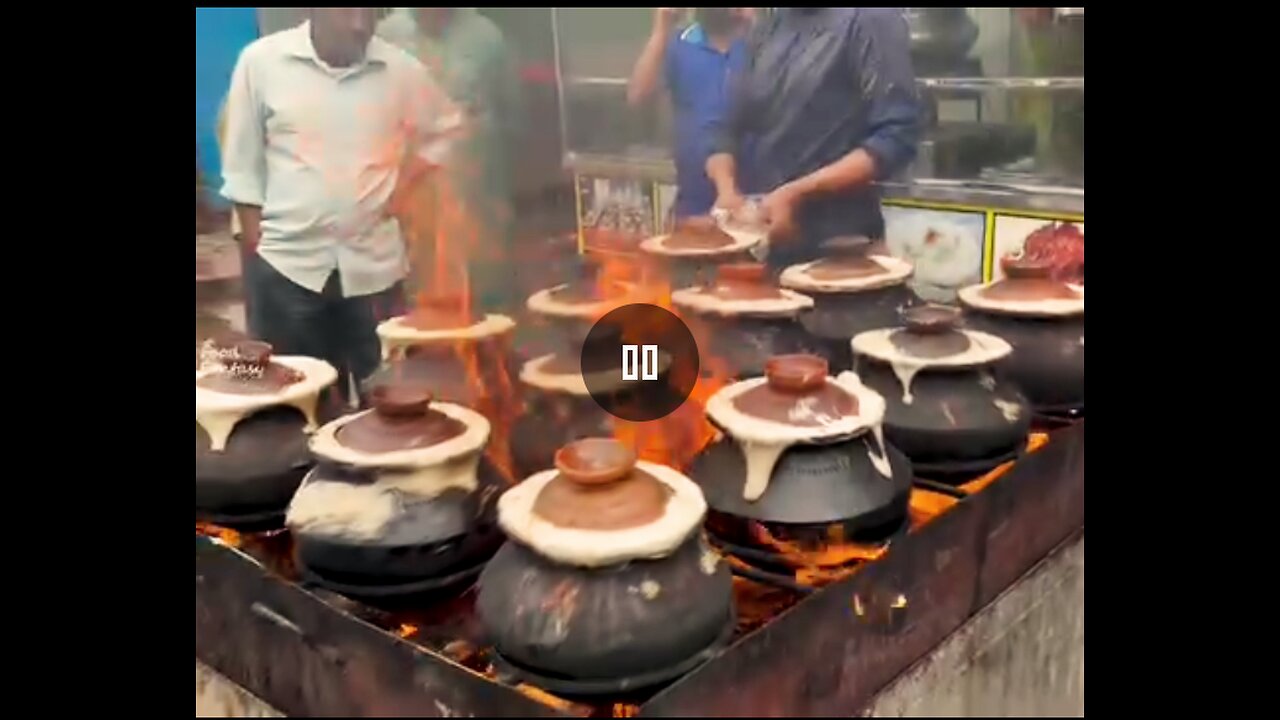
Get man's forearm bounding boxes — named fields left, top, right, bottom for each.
left=627, top=28, right=669, bottom=106
left=234, top=204, right=263, bottom=247
left=706, top=153, right=739, bottom=198
left=780, top=147, right=878, bottom=202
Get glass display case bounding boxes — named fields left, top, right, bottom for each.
left=553, top=7, right=1082, bottom=291
left=553, top=8, right=1084, bottom=230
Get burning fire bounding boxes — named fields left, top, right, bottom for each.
left=195, top=521, right=242, bottom=548
left=587, top=250, right=733, bottom=470
left=908, top=432, right=1052, bottom=528
left=398, top=172, right=520, bottom=483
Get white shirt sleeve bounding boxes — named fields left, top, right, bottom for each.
left=403, top=59, right=465, bottom=168
left=220, top=49, right=267, bottom=207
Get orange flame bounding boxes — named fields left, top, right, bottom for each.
left=195, top=521, right=242, bottom=548
left=585, top=249, right=732, bottom=470
left=908, top=432, right=1052, bottom=529
left=398, top=167, right=519, bottom=483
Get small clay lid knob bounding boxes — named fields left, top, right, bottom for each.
left=370, top=384, right=433, bottom=419
left=822, top=236, right=873, bottom=258
left=554, top=438, right=637, bottom=486
left=1001, top=254, right=1054, bottom=280
left=765, top=354, right=829, bottom=394
left=902, top=305, right=962, bottom=334
left=718, top=262, right=768, bottom=284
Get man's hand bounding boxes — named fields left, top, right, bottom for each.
left=761, top=184, right=802, bottom=243
left=714, top=189, right=747, bottom=213
left=654, top=7, right=681, bottom=34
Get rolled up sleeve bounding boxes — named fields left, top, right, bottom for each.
left=219, top=49, right=267, bottom=207
left=404, top=60, right=465, bottom=168
left=850, top=9, right=921, bottom=179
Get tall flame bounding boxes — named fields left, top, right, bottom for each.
left=587, top=250, right=731, bottom=470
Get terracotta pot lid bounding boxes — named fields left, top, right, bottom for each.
left=730, top=354, right=858, bottom=426
left=980, top=255, right=1082, bottom=302
left=532, top=438, right=672, bottom=530
left=334, top=383, right=467, bottom=454
left=195, top=339, right=304, bottom=395
left=666, top=216, right=735, bottom=250
left=805, top=237, right=890, bottom=280
left=401, top=293, right=480, bottom=331
left=702, top=262, right=786, bottom=301
left=888, top=305, right=972, bottom=358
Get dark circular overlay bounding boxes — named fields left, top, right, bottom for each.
left=581, top=304, right=701, bottom=422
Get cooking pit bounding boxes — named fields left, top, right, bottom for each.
left=196, top=416, right=1081, bottom=717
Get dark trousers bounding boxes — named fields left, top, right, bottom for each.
left=245, top=253, right=404, bottom=408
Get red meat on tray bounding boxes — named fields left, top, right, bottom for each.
left=1020, top=222, right=1083, bottom=285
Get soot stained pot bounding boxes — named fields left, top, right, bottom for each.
left=781, top=237, right=918, bottom=372
left=478, top=438, right=734, bottom=693
left=689, top=355, right=912, bottom=549
left=672, top=262, right=819, bottom=380
left=511, top=353, right=616, bottom=479
left=195, top=339, right=338, bottom=526
left=364, top=293, right=518, bottom=416
left=287, top=383, right=504, bottom=593
left=852, top=305, right=1031, bottom=480
left=639, top=215, right=763, bottom=288
left=958, top=255, right=1085, bottom=413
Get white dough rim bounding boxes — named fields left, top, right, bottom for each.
left=519, top=353, right=609, bottom=396
left=851, top=328, right=1012, bottom=369
left=671, top=286, right=814, bottom=318
left=195, top=356, right=337, bottom=416
left=526, top=283, right=641, bottom=319
left=957, top=283, right=1085, bottom=317
left=519, top=352, right=673, bottom=396
left=376, top=313, right=516, bottom=345
left=639, top=223, right=763, bottom=257
left=497, top=462, right=707, bottom=568
left=308, top=401, right=490, bottom=470
left=705, top=371, right=886, bottom=444
left=779, top=255, right=914, bottom=293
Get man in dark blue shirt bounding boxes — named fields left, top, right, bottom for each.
left=628, top=8, right=752, bottom=219
left=706, top=7, right=921, bottom=268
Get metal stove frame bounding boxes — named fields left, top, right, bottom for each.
left=195, top=420, right=1083, bottom=716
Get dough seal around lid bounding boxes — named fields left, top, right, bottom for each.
left=497, top=462, right=707, bottom=568
left=195, top=355, right=338, bottom=451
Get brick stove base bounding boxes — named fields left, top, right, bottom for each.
left=196, top=535, right=1084, bottom=717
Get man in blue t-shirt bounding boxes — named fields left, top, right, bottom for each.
left=627, top=8, right=753, bottom=221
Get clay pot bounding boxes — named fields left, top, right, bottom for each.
left=290, top=385, right=503, bottom=592
left=689, top=355, right=913, bottom=547
left=195, top=340, right=333, bottom=527
left=960, top=256, right=1084, bottom=413
left=853, top=306, right=1032, bottom=482
left=363, top=340, right=516, bottom=418
left=676, top=263, right=820, bottom=380
left=789, top=237, right=918, bottom=372
left=478, top=439, right=733, bottom=693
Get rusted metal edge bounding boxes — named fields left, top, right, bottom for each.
left=195, top=420, right=1083, bottom=718
left=196, top=541, right=564, bottom=717
left=639, top=421, right=1084, bottom=717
